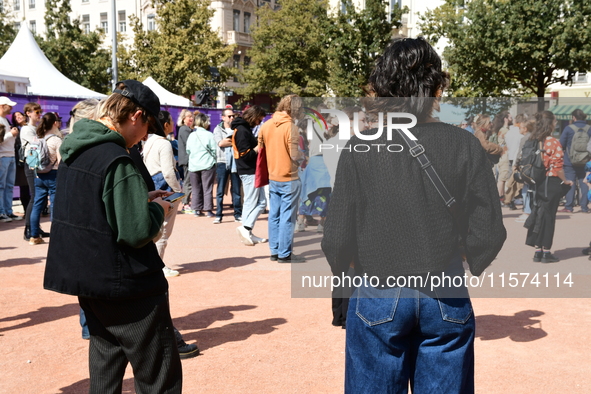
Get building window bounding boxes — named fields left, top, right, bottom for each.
left=233, top=54, right=240, bottom=82
left=233, top=10, right=240, bottom=31
left=244, top=56, right=250, bottom=68
left=13, top=0, right=19, bottom=10
left=82, top=14, right=90, bottom=34
left=13, top=21, right=20, bottom=30
left=244, top=12, right=250, bottom=33
left=100, top=12, right=108, bottom=33
left=82, top=0, right=89, bottom=3
left=28, top=0, right=34, bottom=9
left=575, top=72, right=587, bottom=84
left=118, top=10, right=126, bottom=32
left=0, top=1, right=4, bottom=12
left=147, top=14, right=155, bottom=31
left=30, top=20, right=35, bottom=33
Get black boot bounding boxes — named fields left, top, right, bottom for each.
left=23, top=225, right=31, bottom=241
left=40, top=229, right=50, bottom=238
left=173, top=327, right=199, bottom=359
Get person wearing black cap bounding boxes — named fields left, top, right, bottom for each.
left=43, top=80, right=182, bottom=393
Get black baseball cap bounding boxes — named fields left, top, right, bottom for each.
left=113, top=80, right=165, bottom=136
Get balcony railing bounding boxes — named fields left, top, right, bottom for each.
left=226, top=30, right=253, bottom=47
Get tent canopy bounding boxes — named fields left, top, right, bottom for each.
left=142, top=77, right=192, bottom=107
left=548, top=104, right=591, bottom=121
left=0, top=24, right=105, bottom=98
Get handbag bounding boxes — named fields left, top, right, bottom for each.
left=255, top=144, right=269, bottom=188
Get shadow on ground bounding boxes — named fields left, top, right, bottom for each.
left=552, top=247, right=589, bottom=261
left=184, top=317, right=287, bottom=352
left=0, top=256, right=45, bottom=268
left=173, top=305, right=257, bottom=331
left=475, top=310, right=547, bottom=342
left=0, top=303, right=79, bottom=333
left=179, top=257, right=266, bottom=273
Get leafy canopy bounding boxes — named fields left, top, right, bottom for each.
left=39, top=0, right=111, bottom=93
left=327, top=0, right=407, bottom=96
left=419, top=0, right=591, bottom=103
left=241, top=0, right=331, bottom=98
left=125, top=0, right=234, bottom=98
left=0, top=6, right=16, bottom=57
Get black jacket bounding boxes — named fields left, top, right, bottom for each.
left=44, top=141, right=167, bottom=300
left=322, top=122, right=506, bottom=278
left=231, top=117, right=258, bottom=175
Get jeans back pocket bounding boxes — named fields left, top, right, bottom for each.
left=355, top=286, right=402, bottom=326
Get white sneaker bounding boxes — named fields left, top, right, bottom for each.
left=236, top=226, right=254, bottom=246
left=316, top=224, right=324, bottom=233
left=0, top=214, right=12, bottom=223
left=295, top=221, right=305, bottom=232
left=251, top=234, right=268, bottom=244
left=515, top=214, right=529, bottom=223
left=163, top=266, right=180, bottom=277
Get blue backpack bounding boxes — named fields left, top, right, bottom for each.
left=25, top=134, right=57, bottom=173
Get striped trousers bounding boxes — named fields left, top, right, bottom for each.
left=79, top=293, right=182, bottom=394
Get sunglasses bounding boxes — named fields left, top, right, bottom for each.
left=225, top=115, right=236, bottom=118
left=30, top=110, right=42, bottom=115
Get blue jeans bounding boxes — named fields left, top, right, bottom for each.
left=240, top=174, right=267, bottom=229
left=30, top=170, right=57, bottom=238
left=522, top=183, right=532, bottom=214
left=564, top=165, right=588, bottom=211
left=216, top=163, right=242, bottom=219
left=345, top=262, right=475, bottom=393
left=268, top=179, right=301, bottom=258
left=0, top=156, right=16, bottom=216
left=80, top=308, right=90, bottom=339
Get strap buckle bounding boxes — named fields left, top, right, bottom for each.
left=409, top=144, right=425, bottom=158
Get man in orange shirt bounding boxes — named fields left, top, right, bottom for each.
left=258, top=94, right=306, bottom=262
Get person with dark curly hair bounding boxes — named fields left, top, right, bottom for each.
left=322, top=37, right=506, bottom=393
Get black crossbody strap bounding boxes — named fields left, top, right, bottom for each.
left=395, top=129, right=456, bottom=210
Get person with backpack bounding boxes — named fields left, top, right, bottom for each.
left=28, top=112, right=62, bottom=245
left=525, top=111, right=573, bottom=263
left=559, top=109, right=590, bottom=213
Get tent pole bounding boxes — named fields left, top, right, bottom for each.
left=111, top=0, right=118, bottom=91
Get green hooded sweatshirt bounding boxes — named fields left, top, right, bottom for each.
left=60, top=118, right=164, bottom=248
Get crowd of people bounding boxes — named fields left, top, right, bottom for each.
left=0, top=36, right=590, bottom=393
left=465, top=106, right=591, bottom=263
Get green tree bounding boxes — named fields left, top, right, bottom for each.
left=420, top=0, right=591, bottom=110
left=127, top=0, right=234, bottom=98
left=0, top=6, right=16, bottom=57
left=39, top=0, right=111, bottom=93
left=327, top=0, right=407, bottom=96
left=241, top=0, right=331, bottom=98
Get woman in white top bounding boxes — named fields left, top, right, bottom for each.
left=143, top=110, right=182, bottom=277
left=20, top=102, right=46, bottom=240
left=29, top=112, right=62, bottom=245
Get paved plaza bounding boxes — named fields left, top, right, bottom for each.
left=1, top=202, right=590, bottom=393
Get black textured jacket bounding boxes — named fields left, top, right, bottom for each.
left=44, top=141, right=167, bottom=300
left=321, top=122, right=506, bottom=278
left=231, top=117, right=258, bottom=175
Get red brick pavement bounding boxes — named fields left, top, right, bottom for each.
left=1, top=204, right=590, bottom=393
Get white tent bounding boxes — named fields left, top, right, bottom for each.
left=143, top=77, right=192, bottom=107
left=0, top=24, right=105, bottom=98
